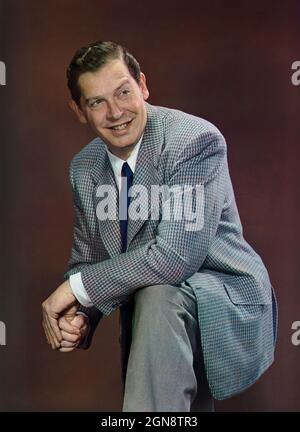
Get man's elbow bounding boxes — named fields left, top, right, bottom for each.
left=153, top=250, right=201, bottom=285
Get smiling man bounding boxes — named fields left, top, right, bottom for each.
left=70, top=56, right=148, bottom=159
left=42, top=41, right=277, bottom=412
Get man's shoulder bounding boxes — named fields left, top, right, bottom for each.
left=70, top=137, right=105, bottom=171
left=153, top=104, right=223, bottom=139
left=150, top=104, right=226, bottom=161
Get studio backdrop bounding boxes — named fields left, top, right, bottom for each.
left=0, top=0, right=299, bottom=411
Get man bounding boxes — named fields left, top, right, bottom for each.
left=42, top=41, right=278, bottom=412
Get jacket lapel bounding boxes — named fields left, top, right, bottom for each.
left=90, top=144, right=121, bottom=258
left=127, top=103, right=164, bottom=248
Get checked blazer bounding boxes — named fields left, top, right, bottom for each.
left=64, top=102, right=278, bottom=400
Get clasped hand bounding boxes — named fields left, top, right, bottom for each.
left=42, top=280, right=89, bottom=351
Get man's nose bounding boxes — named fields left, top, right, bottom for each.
left=106, top=100, right=123, bottom=121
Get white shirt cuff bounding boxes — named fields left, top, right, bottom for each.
left=69, top=272, right=93, bottom=308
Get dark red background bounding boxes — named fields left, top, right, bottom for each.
left=0, top=0, right=299, bottom=411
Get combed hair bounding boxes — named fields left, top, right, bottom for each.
left=67, top=41, right=141, bottom=105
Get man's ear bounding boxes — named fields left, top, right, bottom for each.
left=139, top=72, right=149, bottom=101
left=68, top=99, right=88, bottom=124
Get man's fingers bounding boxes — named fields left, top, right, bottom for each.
left=44, top=316, right=60, bottom=348
left=48, top=315, right=63, bottom=343
left=71, top=315, right=89, bottom=338
left=59, top=316, right=80, bottom=334
left=42, top=321, right=51, bottom=345
left=80, top=323, right=88, bottom=335
left=42, top=315, right=56, bottom=347
left=61, top=329, right=80, bottom=343
left=43, top=321, right=58, bottom=350
left=42, top=305, right=89, bottom=353
left=43, top=310, right=60, bottom=346
left=70, top=315, right=86, bottom=329
left=43, top=312, right=61, bottom=348
left=59, top=337, right=79, bottom=353
left=44, top=318, right=60, bottom=349
left=59, top=346, right=76, bottom=353
left=60, top=339, right=77, bottom=348
left=42, top=300, right=62, bottom=342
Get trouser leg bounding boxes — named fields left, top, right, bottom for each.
left=122, top=282, right=213, bottom=412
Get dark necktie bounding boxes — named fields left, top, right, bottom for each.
left=120, top=161, right=133, bottom=253
left=119, top=161, right=134, bottom=388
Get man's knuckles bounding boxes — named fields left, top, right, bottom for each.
left=71, top=315, right=87, bottom=328
left=61, top=330, right=80, bottom=342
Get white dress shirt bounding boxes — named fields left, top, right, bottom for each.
left=69, top=137, right=143, bottom=307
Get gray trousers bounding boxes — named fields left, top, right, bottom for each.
left=119, top=282, right=214, bottom=412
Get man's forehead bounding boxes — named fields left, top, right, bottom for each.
left=78, top=60, right=131, bottom=85
left=78, top=61, right=132, bottom=97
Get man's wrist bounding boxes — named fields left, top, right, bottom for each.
left=69, top=273, right=94, bottom=307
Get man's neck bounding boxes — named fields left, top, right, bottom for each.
left=106, top=136, right=144, bottom=161
left=108, top=143, right=137, bottom=161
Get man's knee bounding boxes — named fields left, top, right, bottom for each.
left=133, top=283, right=197, bottom=319
left=131, top=284, right=201, bottom=359
left=134, top=284, right=179, bottom=311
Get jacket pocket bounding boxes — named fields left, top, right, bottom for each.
left=223, top=280, right=272, bottom=305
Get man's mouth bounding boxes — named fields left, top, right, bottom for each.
left=109, top=120, right=132, bottom=131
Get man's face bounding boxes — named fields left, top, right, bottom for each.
left=72, top=58, right=149, bottom=159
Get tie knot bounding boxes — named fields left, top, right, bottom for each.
left=121, top=162, right=133, bottom=180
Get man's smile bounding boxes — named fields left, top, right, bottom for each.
left=108, top=120, right=133, bottom=136
left=108, top=119, right=133, bottom=133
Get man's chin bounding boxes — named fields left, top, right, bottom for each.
left=108, top=135, right=140, bottom=148
left=105, top=140, right=138, bottom=158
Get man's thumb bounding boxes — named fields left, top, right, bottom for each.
left=70, top=314, right=85, bottom=329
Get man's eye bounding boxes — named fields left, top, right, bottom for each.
left=120, top=89, right=130, bottom=97
left=89, top=99, right=103, bottom=108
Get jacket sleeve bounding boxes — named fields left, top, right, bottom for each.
left=80, top=131, right=227, bottom=315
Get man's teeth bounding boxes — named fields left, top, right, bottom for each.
left=111, top=122, right=129, bottom=130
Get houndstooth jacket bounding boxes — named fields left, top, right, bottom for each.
left=64, top=102, right=277, bottom=400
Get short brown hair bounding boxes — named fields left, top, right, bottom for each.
left=67, top=41, right=141, bottom=106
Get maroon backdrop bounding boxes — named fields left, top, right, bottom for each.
left=0, top=0, right=300, bottom=411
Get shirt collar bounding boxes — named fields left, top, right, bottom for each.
left=105, top=136, right=143, bottom=191
left=106, top=135, right=143, bottom=175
